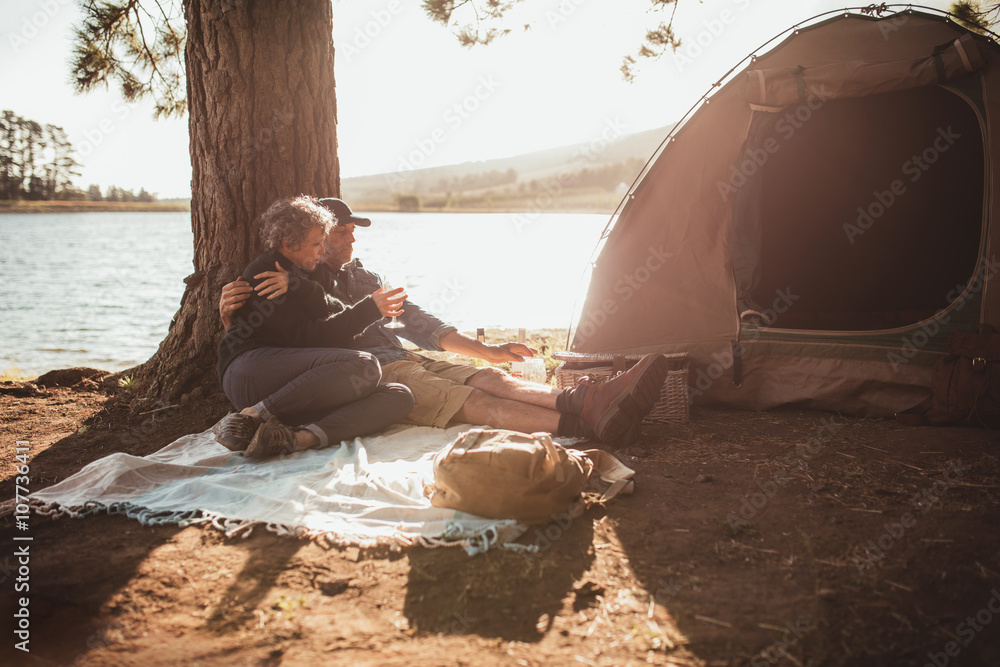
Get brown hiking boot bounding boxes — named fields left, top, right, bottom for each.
left=212, top=412, right=259, bottom=452
left=578, top=354, right=669, bottom=443
left=244, top=416, right=297, bottom=460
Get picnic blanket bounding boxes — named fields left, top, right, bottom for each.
left=31, top=423, right=531, bottom=555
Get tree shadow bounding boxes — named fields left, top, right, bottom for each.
left=0, top=513, right=182, bottom=666
left=402, top=514, right=595, bottom=641
left=0, top=383, right=228, bottom=664
left=202, top=531, right=308, bottom=633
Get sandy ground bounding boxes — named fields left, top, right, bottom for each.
left=1, top=371, right=999, bottom=666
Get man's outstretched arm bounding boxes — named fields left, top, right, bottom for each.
left=438, top=330, right=536, bottom=364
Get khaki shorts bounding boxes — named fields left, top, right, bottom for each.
left=381, top=352, right=482, bottom=428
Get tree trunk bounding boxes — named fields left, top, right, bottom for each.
left=132, top=0, right=340, bottom=408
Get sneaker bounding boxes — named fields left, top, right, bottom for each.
left=578, top=354, right=670, bottom=443
left=212, top=412, right=259, bottom=451
left=244, top=416, right=297, bottom=459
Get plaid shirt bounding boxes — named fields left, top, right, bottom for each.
left=313, top=259, right=457, bottom=365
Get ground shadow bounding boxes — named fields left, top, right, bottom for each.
left=0, top=513, right=182, bottom=666
left=403, top=515, right=596, bottom=641
left=0, top=383, right=228, bottom=665
left=202, top=531, right=310, bottom=633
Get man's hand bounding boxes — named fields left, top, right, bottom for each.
left=439, top=331, right=537, bottom=364
left=485, top=342, right=537, bottom=364
left=372, top=285, right=407, bottom=319
left=254, top=262, right=289, bottom=299
left=220, top=278, right=252, bottom=330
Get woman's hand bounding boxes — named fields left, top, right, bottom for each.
left=372, top=285, right=406, bottom=319
left=254, top=262, right=290, bottom=299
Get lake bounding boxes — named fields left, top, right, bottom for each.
left=0, top=211, right=609, bottom=375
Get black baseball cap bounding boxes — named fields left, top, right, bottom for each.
left=317, top=197, right=371, bottom=227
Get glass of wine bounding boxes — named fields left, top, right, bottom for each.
left=380, top=274, right=405, bottom=329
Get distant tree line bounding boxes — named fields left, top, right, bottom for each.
left=87, top=184, right=157, bottom=202
left=0, top=110, right=80, bottom=200
left=364, top=157, right=647, bottom=212
left=522, top=158, right=646, bottom=193
left=395, top=159, right=643, bottom=200
left=0, top=109, right=157, bottom=202
left=432, top=168, right=517, bottom=193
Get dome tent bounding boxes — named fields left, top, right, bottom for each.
left=570, top=7, right=1000, bottom=417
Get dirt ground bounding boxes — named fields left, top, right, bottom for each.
left=1, top=370, right=999, bottom=667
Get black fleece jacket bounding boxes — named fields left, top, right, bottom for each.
left=216, top=250, right=382, bottom=380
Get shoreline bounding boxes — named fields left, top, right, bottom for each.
left=0, top=200, right=190, bottom=214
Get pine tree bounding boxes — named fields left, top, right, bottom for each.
left=45, top=125, right=81, bottom=199
left=21, top=120, right=43, bottom=200
left=0, top=114, right=81, bottom=200
left=0, top=111, right=21, bottom=199
left=69, top=0, right=340, bottom=406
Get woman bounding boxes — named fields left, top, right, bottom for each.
left=213, top=195, right=414, bottom=459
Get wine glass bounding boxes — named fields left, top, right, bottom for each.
left=380, top=274, right=405, bottom=329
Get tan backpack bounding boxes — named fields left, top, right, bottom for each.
left=427, top=428, right=635, bottom=525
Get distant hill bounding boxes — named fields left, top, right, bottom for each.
left=341, top=124, right=673, bottom=213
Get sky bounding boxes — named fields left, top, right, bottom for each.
left=0, top=0, right=957, bottom=199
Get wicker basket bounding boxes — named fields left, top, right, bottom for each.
left=553, top=352, right=690, bottom=424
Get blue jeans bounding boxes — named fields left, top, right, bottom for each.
left=222, top=347, right=414, bottom=448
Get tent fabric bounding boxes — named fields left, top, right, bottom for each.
left=31, top=424, right=531, bottom=555
left=702, top=340, right=939, bottom=417
left=572, top=11, right=1000, bottom=417
left=745, top=33, right=986, bottom=109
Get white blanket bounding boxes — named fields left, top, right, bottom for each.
left=32, top=424, right=529, bottom=554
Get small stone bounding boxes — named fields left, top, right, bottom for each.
left=318, top=579, right=351, bottom=596
left=696, top=474, right=714, bottom=483
left=627, top=447, right=647, bottom=458
left=574, top=579, right=604, bottom=598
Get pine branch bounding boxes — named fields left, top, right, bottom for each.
left=422, top=0, right=522, bottom=47
left=951, top=1, right=1000, bottom=32
left=70, top=0, right=186, bottom=118
left=422, top=0, right=685, bottom=81
left=621, top=0, right=681, bottom=83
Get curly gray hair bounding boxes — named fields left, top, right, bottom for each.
left=259, top=195, right=336, bottom=251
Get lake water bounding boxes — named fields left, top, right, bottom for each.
left=0, top=211, right=609, bottom=375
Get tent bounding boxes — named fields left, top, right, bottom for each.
left=570, top=7, right=1000, bottom=417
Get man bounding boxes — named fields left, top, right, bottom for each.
left=220, top=198, right=669, bottom=443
